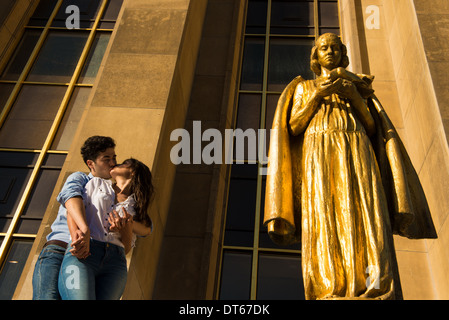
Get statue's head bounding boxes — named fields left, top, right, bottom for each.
left=310, top=33, right=349, bottom=76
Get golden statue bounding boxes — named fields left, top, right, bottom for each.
left=264, top=33, right=436, bottom=300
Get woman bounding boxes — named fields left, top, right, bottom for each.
left=290, top=33, right=396, bottom=299
left=58, top=158, right=154, bottom=300
left=264, top=33, right=435, bottom=300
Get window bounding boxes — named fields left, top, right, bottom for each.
left=0, top=240, right=33, bottom=300
left=0, top=0, right=123, bottom=299
left=0, top=84, right=68, bottom=149
left=219, top=0, right=339, bottom=300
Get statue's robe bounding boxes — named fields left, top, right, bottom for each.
left=264, top=75, right=437, bottom=300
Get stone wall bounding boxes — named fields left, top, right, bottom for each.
left=341, top=0, right=449, bottom=299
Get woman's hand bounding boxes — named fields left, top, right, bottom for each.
left=109, top=208, right=134, bottom=254
left=108, top=209, right=133, bottom=232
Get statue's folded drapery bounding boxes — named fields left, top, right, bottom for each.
left=263, top=75, right=436, bottom=300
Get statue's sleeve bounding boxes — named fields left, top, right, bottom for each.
left=289, top=82, right=313, bottom=136
left=369, top=96, right=437, bottom=239
left=264, top=76, right=304, bottom=246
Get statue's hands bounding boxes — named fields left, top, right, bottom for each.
left=315, top=77, right=344, bottom=98
left=336, top=79, right=361, bottom=101
left=328, top=67, right=345, bottom=82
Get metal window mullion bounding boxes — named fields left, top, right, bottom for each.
left=249, top=0, right=272, bottom=301
left=314, top=0, right=320, bottom=39
left=47, top=149, right=69, bottom=154
left=11, top=234, right=36, bottom=239
left=259, top=247, right=301, bottom=255
left=222, top=245, right=254, bottom=251
left=250, top=168, right=264, bottom=300
left=0, top=148, right=41, bottom=153
left=337, top=0, right=342, bottom=36
left=21, top=81, right=69, bottom=86
left=0, top=0, right=110, bottom=266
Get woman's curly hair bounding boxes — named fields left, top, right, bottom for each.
left=123, top=158, right=154, bottom=229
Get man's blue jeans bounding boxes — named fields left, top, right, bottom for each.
left=32, top=244, right=66, bottom=300
left=58, top=239, right=127, bottom=300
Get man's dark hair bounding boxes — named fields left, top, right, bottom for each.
left=80, top=136, right=116, bottom=164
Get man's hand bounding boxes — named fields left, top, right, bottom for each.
left=70, top=228, right=91, bottom=259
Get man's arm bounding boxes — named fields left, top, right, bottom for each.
left=65, top=196, right=89, bottom=235
left=66, top=196, right=90, bottom=258
left=57, top=172, right=89, bottom=207
left=56, top=172, right=91, bottom=257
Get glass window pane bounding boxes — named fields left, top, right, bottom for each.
left=0, top=168, right=33, bottom=221
left=0, top=152, right=38, bottom=167
left=0, top=85, right=67, bottom=149
left=320, top=27, right=340, bottom=36
left=236, top=94, right=261, bottom=131
left=246, top=0, right=267, bottom=34
left=0, top=240, right=33, bottom=299
left=264, top=93, right=280, bottom=152
left=219, top=251, right=252, bottom=299
left=27, top=31, right=89, bottom=83
left=52, top=87, right=91, bottom=150
left=0, top=219, right=12, bottom=233
left=268, top=38, right=314, bottom=92
left=51, top=0, right=101, bottom=28
left=78, top=33, right=110, bottom=84
left=22, top=168, right=62, bottom=218
left=101, top=0, right=123, bottom=21
left=234, top=94, right=261, bottom=161
left=0, top=153, right=63, bottom=234
left=1, top=30, right=42, bottom=81
left=98, top=21, right=116, bottom=29
left=0, top=84, right=15, bottom=112
left=224, top=164, right=258, bottom=247
left=43, top=153, right=67, bottom=167
left=271, top=0, right=314, bottom=35
left=15, top=219, right=43, bottom=234
left=28, top=0, right=57, bottom=26
left=257, top=253, right=305, bottom=299
left=240, top=38, right=265, bottom=91
left=319, top=1, right=339, bottom=27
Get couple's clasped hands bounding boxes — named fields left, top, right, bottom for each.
left=70, top=208, right=133, bottom=259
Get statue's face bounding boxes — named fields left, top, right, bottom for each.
left=316, top=35, right=342, bottom=71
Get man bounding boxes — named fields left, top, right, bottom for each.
left=32, top=136, right=117, bottom=300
